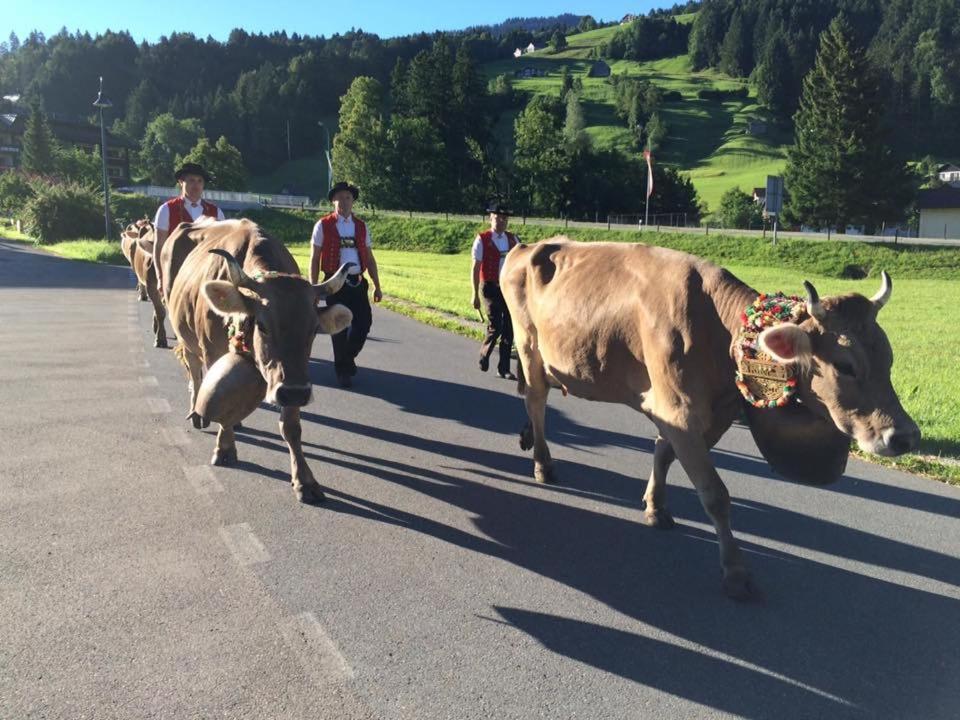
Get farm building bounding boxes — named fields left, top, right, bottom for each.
left=917, top=186, right=960, bottom=239
left=588, top=60, right=611, bottom=78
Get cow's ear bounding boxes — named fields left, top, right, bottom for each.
left=136, top=236, right=155, bottom=255
left=202, top=280, right=251, bottom=317
left=759, top=324, right=812, bottom=365
left=316, top=305, right=352, bottom=335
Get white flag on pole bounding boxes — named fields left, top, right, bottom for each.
left=643, top=149, right=654, bottom=199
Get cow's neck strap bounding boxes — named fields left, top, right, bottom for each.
left=734, top=293, right=807, bottom=409
left=226, top=316, right=254, bottom=355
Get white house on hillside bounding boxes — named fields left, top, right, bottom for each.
left=938, top=164, right=960, bottom=185
left=513, top=48, right=522, bottom=58
left=526, top=43, right=536, bottom=53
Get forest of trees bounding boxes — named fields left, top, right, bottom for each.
left=688, top=0, right=960, bottom=154
left=0, top=0, right=953, bottom=224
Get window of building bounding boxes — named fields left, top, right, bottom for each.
left=107, top=166, right=124, bottom=179
left=107, top=148, right=124, bottom=160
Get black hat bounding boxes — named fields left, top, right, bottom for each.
left=174, top=162, right=212, bottom=183
left=328, top=181, right=360, bottom=202
left=485, top=199, right=512, bottom=216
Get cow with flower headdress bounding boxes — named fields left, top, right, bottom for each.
left=501, top=238, right=920, bottom=600
left=161, top=217, right=354, bottom=503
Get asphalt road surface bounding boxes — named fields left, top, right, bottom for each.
left=2, top=239, right=959, bottom=719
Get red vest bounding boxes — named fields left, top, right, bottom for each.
left=479, top=230, right=518, bottom=283
left=164, top=196, right=219, bottom=228
left=319, top=212, right=368, bottom=275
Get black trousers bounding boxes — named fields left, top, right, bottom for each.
left=326, top=276, right=373, bottom=375
left=480, top=281, right=513, bottom=375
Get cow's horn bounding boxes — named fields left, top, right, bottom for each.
left=870, top=270, right=892, bottom=310
left=208, top=249, right=254, bottom=288
left=803, top=280, right=826, bottom=322
left=315, top=262, right=356, bottom=298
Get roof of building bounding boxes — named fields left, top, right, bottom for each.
left=917, top=186, right=960, bottom=210
left=938, top=164, right=960, bottom=173
left=0, top=111, right=135, bottom=148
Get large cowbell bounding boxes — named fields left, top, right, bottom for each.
left=195, top=353, right=267, bottom=427
left=743, top=400, right=850, bottom=485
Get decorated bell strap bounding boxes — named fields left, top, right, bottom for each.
left=735, top=293, right=807, bottom=409
left=226, top=315, right=254, bottom=355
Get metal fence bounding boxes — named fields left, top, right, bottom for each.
left=121, top=185, right=312, bottom=210
left=118, top=187, right=960, bottom=248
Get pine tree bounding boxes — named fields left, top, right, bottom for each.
left=21, top=99, right=58, bottom=174
left=784, top=17, right=912, bottom=232
left=719, top=11, right=751, bottom=77
left=754, top=34, right=793, bottom=118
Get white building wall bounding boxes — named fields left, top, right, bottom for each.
left=919, top=208, right=960, bottom=239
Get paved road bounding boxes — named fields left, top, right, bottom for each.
left=2, top=239, right=959, bottom=719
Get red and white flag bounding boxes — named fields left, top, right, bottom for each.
left=643, top=149, right=654, bottom=199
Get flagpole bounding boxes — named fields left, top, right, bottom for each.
left=643, top=149, right=652, bottom=229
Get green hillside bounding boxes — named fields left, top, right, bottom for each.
left=485, top=23, right=791, bottom=212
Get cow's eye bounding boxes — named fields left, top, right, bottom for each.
left=835, top=360, right=856, bottom=378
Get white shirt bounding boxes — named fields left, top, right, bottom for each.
left=311, top=213, right=372, bottom=276
left=153, top=197, right=225, bottom=232
left=471, top=231, right=516, bottom=273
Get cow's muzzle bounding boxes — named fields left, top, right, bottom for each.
left=862, top=423, right=921, bottom=457
left=273, top=383, right=313, bottom=407
left=880, top=424, right=921, bottom=456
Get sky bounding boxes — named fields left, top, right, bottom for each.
left=5, top=0, right=667, bottom=44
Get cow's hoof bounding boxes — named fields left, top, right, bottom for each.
left=233, top=422, right=243, bottom=431
left=519, top=425, right=534, bottom=451
left=722, top=567, right=758, bottom=602
left=534, top=463, right=558, bottom=485
left=189, top=412, right=203, bottom=429
left=295, top=483, right=326, bottom=505
left=641, top=507, right=675, bottom=530
left=212, top=446, right=237, bottom=466
left=154, top=339, right=168, bottom=349
left=201, top=417, right=211, bottom=429
left=138, top=292, right=148, bottom=302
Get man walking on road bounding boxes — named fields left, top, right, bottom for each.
left=471, top=200, right=519, bottom=380
left=152, top=162, right=224, bottom=294
left=309, top=181, right=383, bottom=389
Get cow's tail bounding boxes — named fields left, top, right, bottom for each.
left=173, top=342, right=189, bottom=370
left=516, top=358, right=526, bottom=397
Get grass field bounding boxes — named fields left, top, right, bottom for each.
left=485, top=24, right=790, bottom=212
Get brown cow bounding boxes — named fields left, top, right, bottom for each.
left=120, top=223, right=148, bottom=302
left=501, top=239, right=920, bottom=599
left=163, top=218, right=353, bottom=503
left=122, top=221, right=168, bottom=348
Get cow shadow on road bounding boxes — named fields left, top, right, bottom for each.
left=240, top=407, right=960, bottom=719
left=305, top=357, right=960, bottom=521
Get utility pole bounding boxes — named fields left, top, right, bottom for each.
left=92, top=77, right=112, bottom=240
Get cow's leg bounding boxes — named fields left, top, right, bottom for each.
left=137, top=283, right=148, bottom=302
left=662, top=424, right=753, bottom=600
left=183, top=351, right=207, bottom=429
left=516, top=349, right=555, bottom=484
left=279, top=406, right=324, bottom=504
left=641, top=435, right=676, bottom=529
left=146, top=278, right=168, bottom=349
left=212, top=424, right=238, bottom=466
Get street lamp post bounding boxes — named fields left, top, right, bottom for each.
left=92, top=77, right=113, bottom=240
left=318, top=121, right=333, bottom=196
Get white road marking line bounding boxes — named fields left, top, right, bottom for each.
left=279, top=612, right=355, bottom=680
left=219, top=523, right=270, bottom=566
left=160, top=428, right=191, bottom=447
left=139, top=375, right=159, bottom=387
left=183, top=465, right=224, bottom=495
left=146, top=397, right=172, bottom=414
